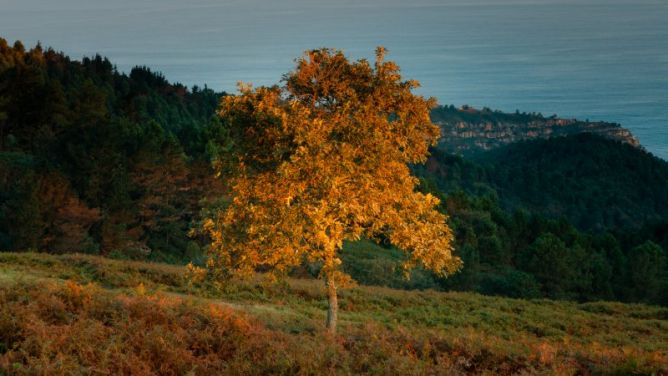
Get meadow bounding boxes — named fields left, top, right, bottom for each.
left=0, top=252, right=666, bottom=375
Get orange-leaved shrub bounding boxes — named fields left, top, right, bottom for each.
left=1, top=280, right=666, bottom=375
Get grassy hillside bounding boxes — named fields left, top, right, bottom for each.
left=1, top=252, right=666, bottom=375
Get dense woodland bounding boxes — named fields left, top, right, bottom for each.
left=1, top=40, right=667, bottom=306
left=0, top=39, right=226, bottom=262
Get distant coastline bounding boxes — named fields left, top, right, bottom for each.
left=1, top=0, right=665, bottom=160
left=431, top=105, right=642, bottom=156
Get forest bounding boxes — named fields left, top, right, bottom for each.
left=1, top=38, right=667, bottom=307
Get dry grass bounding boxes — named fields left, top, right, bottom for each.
left=0, top=252, right=666, bottom=375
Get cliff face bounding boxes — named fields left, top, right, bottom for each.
left=431, top=106, right=640, bottom=155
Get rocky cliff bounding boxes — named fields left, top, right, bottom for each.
left=431, top=105, right=640, bottom=155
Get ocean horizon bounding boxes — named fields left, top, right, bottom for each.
left=1, top=0, right=666, bottom=159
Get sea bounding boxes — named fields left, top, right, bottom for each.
left=1, top=0, right=666, bottom=159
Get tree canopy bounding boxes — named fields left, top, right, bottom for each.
left=202, top=48, right=461, bottom=331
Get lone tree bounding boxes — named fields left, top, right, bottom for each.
left=203, top=47, right=461, bottom=332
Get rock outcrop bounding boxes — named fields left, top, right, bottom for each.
left=431, top=105, right=640, bottom=155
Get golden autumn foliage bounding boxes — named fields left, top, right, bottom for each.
left=202, top=48, right=461, bottom=330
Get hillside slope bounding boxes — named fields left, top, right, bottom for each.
left=1, top=38, right=657, bottom=259
left=2, top=39, right=667, bottom=308
left=478, top=134, right=668, bottom=231
left=0, top=253, right=666, bottom=375
left=0, top=38, right=226, bottom=259
left=423, top=133, right=668, bottom=231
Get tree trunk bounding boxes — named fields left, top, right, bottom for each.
left=326, top=278, right=338, bottom=333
